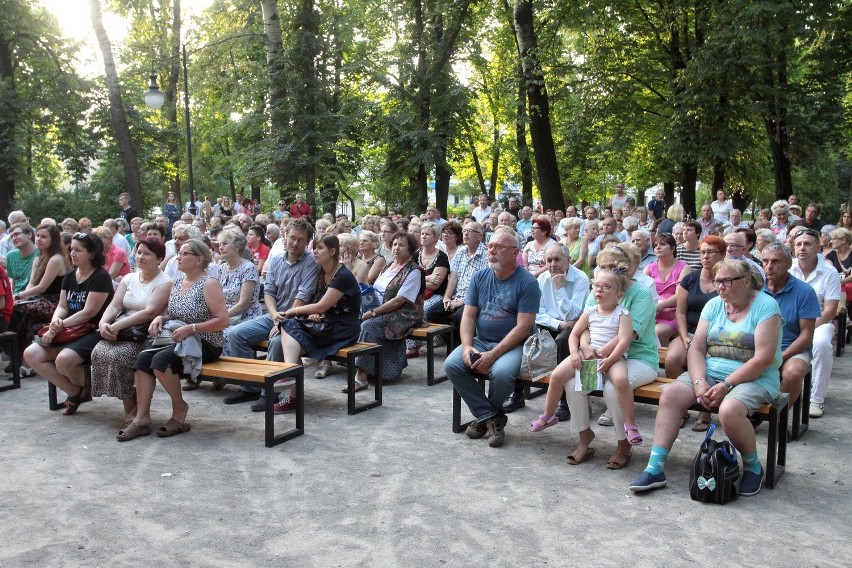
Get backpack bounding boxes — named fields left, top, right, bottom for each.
left=689, top=424, right=740, bottom=504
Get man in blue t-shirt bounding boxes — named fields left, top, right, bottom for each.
left=445, top=228, right=541, bottom=448
left=761, top=242, right=821, bottom=406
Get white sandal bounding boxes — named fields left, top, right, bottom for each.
left=314, top=361, right=332, bottom=379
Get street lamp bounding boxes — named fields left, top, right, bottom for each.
left=144, top=45, right=195, bottom=198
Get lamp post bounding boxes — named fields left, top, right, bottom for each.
left=144, top=45, right=195, bottom=198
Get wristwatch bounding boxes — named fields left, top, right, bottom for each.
left=369, top=309, right=377, bottom=318
left=722, top=379, right=734, bottom=391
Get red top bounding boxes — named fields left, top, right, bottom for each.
left=0, top=265, right=12, bottom=321
left=250, top=243, right=270, bottom=267
left=290, top=202, right=312, bottom=219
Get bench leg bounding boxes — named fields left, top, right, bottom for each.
left=790, top=371, right=811, bottom=441
left=264, top=368, right=305, bottom=447
left=0, top=334, right=20, bottom=393
left=765, top=400, right=788, bottom=489
left=452, top=377, right=486, bottom=433
left=426, top=330, right=451, bottom=386
left=347, top=350, right=382, bottom=415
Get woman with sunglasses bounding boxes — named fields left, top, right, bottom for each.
left=24, top=233, right=114, bottom=415
left=631, top=259, right=781, bottom=496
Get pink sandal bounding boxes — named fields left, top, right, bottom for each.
left=530, top=414, right=558, bottom=433
left=624, top=423, right=643, bottom=445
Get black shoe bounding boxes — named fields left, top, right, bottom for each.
left=502, top=391, right=526, bottom=413
left=555, top=401, right=571, bottom=422
left=250, top=397, right=267, bottom=412
left=223, top=390, right=261, bottom=404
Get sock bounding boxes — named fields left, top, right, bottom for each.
left=644, top=445, right=669, bottom=475
left=742, top=450, right=762, bottom=475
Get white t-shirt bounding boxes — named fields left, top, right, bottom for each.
left=711, top=200, right=733, bottom=223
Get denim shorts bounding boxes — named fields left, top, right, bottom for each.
left=676, top=372, right=774, bottom=415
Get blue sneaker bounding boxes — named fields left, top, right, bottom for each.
left=739, top=468, right=764, bottom=496
left=629, top=471, right=667, bottom=492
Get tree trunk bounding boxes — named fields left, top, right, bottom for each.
left=469, top=138, right=487, bottom=194
left=89, top=0, right=143, bottom=213
left=663, top=181, right=675, bottom=210
left=763, top=50, right=793, bottom=201
left=513, top=0, right=562, bottom=211
left=0, top=35, right=15, bottom=219
left=435, top=155, right=451, bottom=215
left=681, top=163, right=698, bottom=219
left=711, top=157, right=725, bottom=192
left=412, top=0, right=430, bottom=210
left=489, top=126, right=499, bottom=199
left=166, top=0, right=182, bottom=204
left=260, top=0, right=294, bottom=195
left=516, top=69, right=533, bottom=206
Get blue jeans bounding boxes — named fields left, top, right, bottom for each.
left=230, top=316, right=283, bottom=394
left=445, top=338, right=524, bottom=422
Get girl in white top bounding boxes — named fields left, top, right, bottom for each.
left=530, top=269, right=642, bottom=445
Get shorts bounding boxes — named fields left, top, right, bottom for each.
left=57, top=330, right=103, bottom=363
left=132, top=339, right=222, bottom=376
left=788, top=351, right=811, bottom=364
left=676, top=372, right=774, bottom=416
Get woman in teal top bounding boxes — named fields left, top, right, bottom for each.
left=630, top=259, right=782, bottom=497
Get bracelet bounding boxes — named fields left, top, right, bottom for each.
left=722, top=379, right=734, bottom=391
left=693, top=378, right=703, bottom=386
left=192, top=323, right=197, bottom=333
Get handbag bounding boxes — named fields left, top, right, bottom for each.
left=689, top=424, right=740, bottom=504
left=295, top=316, right=331, bottom=338
left=116, top=323, right=152, bottom=343
left=36, top=322, right=95, bottom=346
left=519, top=327, right=557, bottom=381
left=151, top=329, right=176, bottom=347
left=359, top=283, right=381, bottom=315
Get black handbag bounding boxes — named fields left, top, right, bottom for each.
left=116, top=323, right=152, bottom=343
left=689, top=424, right=740, bottom=504
left=295, top=316, right=331, bottom=338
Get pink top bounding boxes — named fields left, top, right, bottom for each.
left=105, top=246, right=131, bottom=278
left=646, top=259, right=687, bottom=325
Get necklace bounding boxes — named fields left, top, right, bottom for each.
left=726, top=293, right=754, bottom=317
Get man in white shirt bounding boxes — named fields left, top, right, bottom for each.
left=724, top=209, right=749, bottom=230
left=104, top=218, right=132, bottom=255
left=789, top=228, right=840, bottom=418
left=472, top=194, right=492, bottom=224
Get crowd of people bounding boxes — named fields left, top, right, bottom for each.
left=0, top=187, right=842, bottom=496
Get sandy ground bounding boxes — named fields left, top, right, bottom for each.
left=1, top=347, right=850, bottom=567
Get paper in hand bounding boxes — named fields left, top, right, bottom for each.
left=575, top=359, right=604, bottom=392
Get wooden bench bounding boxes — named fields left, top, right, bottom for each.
left=406, top=323, right=453, bottom=385
left=0, top=331, right=21, bottom=393
left=48, top=357, right=304, bottom=448
left=253, top=340, right=383, bottom=415
left=451, top=373, right=789, bottom=490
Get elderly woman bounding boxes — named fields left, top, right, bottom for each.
left=555, top=245, right=659, bottom=470
left=10, top=224, right=71, bottom=371
left=656, top=203, right=684, bottom=237
left=215, top=227, right=262, bottom=356
left=666, top=235, right=727, bottom=431
left=338, top=234, right=369, bottom=283
left=440, top=221, right=463, bottom=264
left=93, top=226, right=131, bottom=285
left=357, top=230, right=386, bottom=284
left=644, top=233, right=691, bottom=346
left=826, top=227, right=852, bottom=301
left=523, top=217, right=553, bottom=276
left=276, top=235, right=361, bottom=400
left=91, top=238, right=171, bottom=421
left=636, top=206, right=655, bottom=232
left=583, top=220, right=600, bottom=275
left=378, top=221, right=396, bottom=263
left=24, top=233, right=114, bottom=415
left=406, top=223, right=449, bottom=358
left=754, top=228, right=776, bottom=259
left=118, top=239, right=228, bottom=441
left=631, top=259, right=781, bottom=496
left=348, top=232, right=424, bottom=391
left=561, top=217, right=586, bottom=269
left=770, top=200, right=791, bottom=240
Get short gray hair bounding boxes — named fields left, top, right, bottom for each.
left=622, top=216, right=639, bottom=233
left=761, top=242, right=792, bottom=263
left=220, top=226, right=247, bottom=253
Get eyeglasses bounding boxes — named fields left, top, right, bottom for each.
left=463, top=229, right=481, bottom=234
left=725, top=243, right=744, bottom=249
left=712, top=276, right=745, bottom=288
left=487, top=243, right=512, bottom=251
left=700, top=249, right=720, bottom=256
left=592, top=283, right=613, bottom=292
left=178, top=251, right=200, bottom=257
